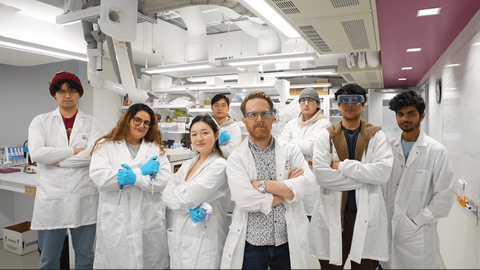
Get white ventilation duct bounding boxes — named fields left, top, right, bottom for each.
left=218, top=6, right=281, bottom=55
left=178, top=6, right=209, bottom=62
left=138, top=0, right=255, bottom=17
left=366, top=51, right=380, bottom=68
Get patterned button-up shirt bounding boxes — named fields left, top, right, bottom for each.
left=245, top=137, right=288, bottom=246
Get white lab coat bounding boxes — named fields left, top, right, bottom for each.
left=221, top=137, right=316, bottom=269
left=381, top=132, right=454, bottom=269
left=163, top=151, right=230, bottom=269
left=89, top=139, right=171, bottom=269
left=28, top=108, right=103, bottom=230
left=309, top=128, right=393, bottom=265
left=219, top=119, right=242, bottom=158
left=278, top=112, right=331, bottom=215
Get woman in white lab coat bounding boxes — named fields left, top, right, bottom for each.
left=163, top=114, right=230, bottom=269
left=89, top=103, right=171, bottom=269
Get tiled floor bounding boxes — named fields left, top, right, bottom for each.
left=0, top=240, right=39, bottom=269
left=0, top=238, right=326, bottom=269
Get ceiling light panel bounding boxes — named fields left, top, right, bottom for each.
left=223, top=52, right=317, bottom=67
left=406, top=48, right=422, bottom=52
left=0, top=36, right=87, bottom=62
left=401, top=67, right=413, bottom=70
left=261, top=69, right=337, bottom=77
left=417, top=7, right=441, bottom=17
left=141, top=62, right=214, bottom=74
left=398, top=78, right=407, bottom=80
left=243, top=0, right=300, bottom=38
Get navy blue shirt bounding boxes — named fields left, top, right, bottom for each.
left=343, top=125, right=361, bottom=211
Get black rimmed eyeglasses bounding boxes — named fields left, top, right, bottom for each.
left=132, top=117, right=151, bottom=128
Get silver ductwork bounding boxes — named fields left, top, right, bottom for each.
left=138, top=0, right=255, bottom=17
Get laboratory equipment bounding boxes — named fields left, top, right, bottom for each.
left=118, top=184, right=124, bottom=205
left=193, top=202, right=213, bottom=269
left=191, top=202, right=213, bottom=227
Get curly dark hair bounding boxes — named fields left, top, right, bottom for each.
left=240, top=91, right=274, bottom=116
left=90, top=103, right=164, bottom=156
left=334, top=84, right=367, bottom=104
left=190, top=114, right=224, bottom=159
left=388, top=90, right=425, bottom=115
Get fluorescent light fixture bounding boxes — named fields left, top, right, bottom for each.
left=261, top=69, right=336, bottom=78
left=0, top=36, right=87, bottom=61
left=290, top=83, right=332, bottom=88
left=401, top=67, right=413, bottom=70
left=141, top=62, right=214, bottom=74
left=187, top=75, right=239, bottom=83
left=417, top=7, right=441, bottom=17
left=243, top=0, right=300, bottom=39
left=444, top=63, right=460, bottom=67
left=473, top=42, right=480, bottom=46
left=406, top=48, right=422, bottom=52
left=223, top=53, right=317, bottom=67
left=398, top=78, right=407, bottom=81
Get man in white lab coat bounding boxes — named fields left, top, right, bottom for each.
left=210, top=93, right=242, bottom=158
left=278, top=87, right=331, bottom=220
left=221, top=91, right=315, bottom=269
left=309, top=84, right=393, bottom=269
left=28, top=72, right=103, bottom=269
left=381, top=90, right=454, bottom=269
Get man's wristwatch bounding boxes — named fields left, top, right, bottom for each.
left=258, top=180, right=266, bottom=194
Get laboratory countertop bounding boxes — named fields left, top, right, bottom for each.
left=0, top=171, right=37, bottom=194
left=0, top=149, right=193, bottom=195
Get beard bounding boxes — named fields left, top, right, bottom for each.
left=247, top=124, right=271, bottom=142
left=399, top=120, right=421, bottom=132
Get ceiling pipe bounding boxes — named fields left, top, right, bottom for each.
left=178, top=6, right=209, bottom=62
left=218, top=6, right=281, bottom=55
left=138, top=0, right=255, bottom=17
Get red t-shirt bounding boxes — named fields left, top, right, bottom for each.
left=63, top=114, right=77, bottom=141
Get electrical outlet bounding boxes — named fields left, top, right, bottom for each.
left=458, top=179, right=466, bottom=191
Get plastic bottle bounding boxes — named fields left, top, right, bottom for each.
left=124, top=94, right=129, bottom=106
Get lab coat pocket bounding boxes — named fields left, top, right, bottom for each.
left=315, top=189, right=329, bottom=229
left=167, top=228, right=175, bottom=261
left=98, top=204, right=125, bottom=245
left=368, top=193, right=379, bottom=229
left=396, top=215, right=424, bottom=253
left=296, top=217, right=309, bottom=248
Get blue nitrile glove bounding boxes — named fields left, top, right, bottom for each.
left=140, top=156, right=159, bottom=175
left=218, top=130, right=231, bottom=144
left=118, top=164, right=137, bottom=185
left=189, top=207, right=207, bottom=223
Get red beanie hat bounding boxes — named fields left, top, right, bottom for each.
left=49, top=72, right=84, bottom=97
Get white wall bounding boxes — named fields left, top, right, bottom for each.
left=0, top=60, right=121, bottom=227
left=416, top=10, right=480, bottom=269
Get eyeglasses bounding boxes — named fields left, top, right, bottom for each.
left=212, top=103, right=228, bottom=109
left=299, top=98, right=316, bottom=105
left=244, top=110, right=274, bottom=120
left=56, top=89, right=79, bottom=96
left=132, top=117, right=151, bottom=128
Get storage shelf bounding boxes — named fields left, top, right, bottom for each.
left=188, top=106, right=211, bottom=113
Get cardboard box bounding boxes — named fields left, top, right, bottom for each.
left=3, top=221, right=38, bottom=255
left=290, top=79, right=330, bottom=96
